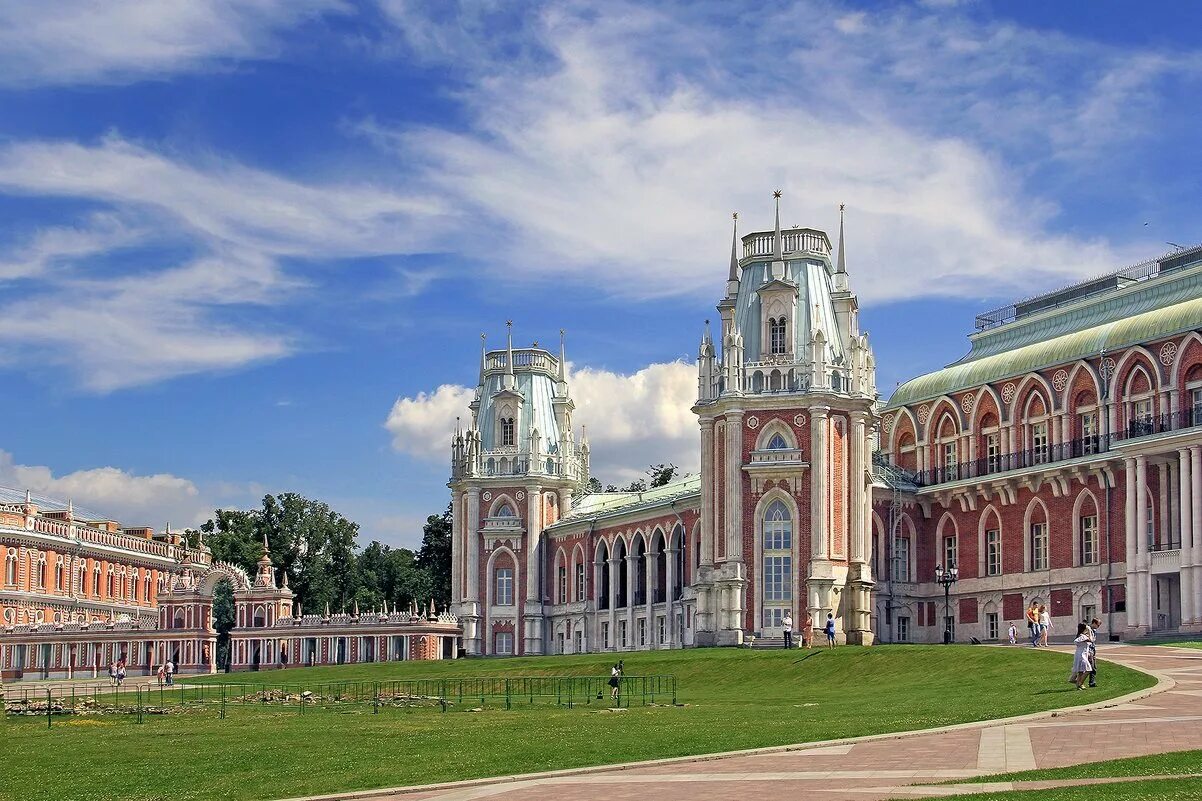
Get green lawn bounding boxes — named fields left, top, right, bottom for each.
left=967, top=748, right=1202, bottom=783
left=3, top=645, right=1155, bottom=801
left=933, top=778, right=1202, bottom=800
left=1143, top=639, right=1202, bottom=650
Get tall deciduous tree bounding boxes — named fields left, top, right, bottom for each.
left=417, top=503, right=453, bottom=610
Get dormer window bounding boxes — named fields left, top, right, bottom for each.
left=769, top=317, right=787, bottom=355
left=500, top=417, right=515, bottom=447
left=766, top=433, right=789, bottom=450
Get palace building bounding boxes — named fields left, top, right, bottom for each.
left=1, top=493, right=461, bottom=681
left=449, top=195, right=1202, bottom=655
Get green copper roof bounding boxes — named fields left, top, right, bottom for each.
left=887, top=290, right=1202, bottom=410
left=548, top=474, right=701, bottom=531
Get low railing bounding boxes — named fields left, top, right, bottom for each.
left=904, top=409, right=1202, bottom=487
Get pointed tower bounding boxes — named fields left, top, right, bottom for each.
left=692, top=190, right=878, bottom=648
left=449, top=323, right=587, bottom=657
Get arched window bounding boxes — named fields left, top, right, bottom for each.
left=501, top=417, right=515, bottom=447
left=92, top=564, right=101, bottom=596
left=4, top=549, right=16, bottom=586
left=766, top=433, right=789, bottom=450
left=761, top=500, right=793, bottom=630
left=35, top=553, right=46, bottom=589
left=495, top=503, right=515, bottom=518
left=55, top=556, right=65, bottom=591
left=769, top=317, right=787, bottom=355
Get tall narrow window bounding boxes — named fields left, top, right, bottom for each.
left=893, top=537, right=911, bottom=582
left=35, top=554, right=46, bottom=589
left=557, top=565, right=567, bottom=604
left=575, top=562, right=585, bottom=602
left=986, top=529, right=1001, bottom=576
left=1131, top=398, right=1153, bottom=437
left=769, top=317, right=787, bottom=355
left=500, top=417, right=515, bottom=447
left=1030, top=522, right=1049, bottom=571
left=1080, top=411, right=1098, bottom=454
left=985, top=433, right=1001, bottom=473
left=943, top=442, right=958, bottom=480
left=943, top=535, right=957, bottom=570
left=1031, top=421, right=1049, bottom=464
left=494, top=631, right=514, bottom=655
left=4, top=549, right=15, bottom=586
left=55, top=556, right=65, bottom=591
left=1079, top=515, right=1098, bottom=565
left=761, top=500, right=793, bottom=629
left=1192, top=388, right=1202, bottom=426
left=495, top=567, right=514, bottom=606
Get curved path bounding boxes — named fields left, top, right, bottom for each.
left=299, top=644, right=1202, bottom=801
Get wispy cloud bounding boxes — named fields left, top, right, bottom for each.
left=0, top=0, right=349, bottom=88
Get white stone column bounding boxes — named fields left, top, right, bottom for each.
left=1191, top=446, right=1202, bottom=623
left=1136, top=455, right=1150, bottom=629
left=525, top=486, right=541, bottom=603
left=607, top=556, right=618, bottom=649
left=451, top=492, right=464, bottom=602
left=849, top=413, right=866, bottom=564
left=1125, top=457, right=1138, bottom=630
left=725, top=411, right=744, bottom=562
left=700, top=419, right=715, bottom=566
left=466, top=489, right=480, bottom=603
left=625, top=553, right=636, bottom=649
left=1179, top=449, right=1194, bottom=625
left=811, top=407, right=830, bottom=560
left=646, top=550, right=658, bottom=648
left=665, top=547, right=678, bottom=647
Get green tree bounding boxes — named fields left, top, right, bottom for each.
left=211, top=578, right=236, bottom=670
left=417, top=503, right=453, bottom=610
left=646, top=463, right=679, bottom=488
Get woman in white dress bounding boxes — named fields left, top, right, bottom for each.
left=1069, top=622, right=1093, bottom=690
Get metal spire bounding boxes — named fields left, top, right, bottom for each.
left=836, top=203, right=847, bottom=275
left=772, top=190, right=783, bottom=261
left=478, top=332, right=487, bottom=384
left=727, top=212, right=740, bottom=282
left=558, top=328, right=567, bottom=382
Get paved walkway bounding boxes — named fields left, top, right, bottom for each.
left=315, top=644, right=1202, bottom=801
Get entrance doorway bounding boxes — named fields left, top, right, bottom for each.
left=1153, top=574, right=1181, bottom=631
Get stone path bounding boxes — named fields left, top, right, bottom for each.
left=306, top=644, right=1202, bottom=801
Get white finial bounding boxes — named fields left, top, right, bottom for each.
left=505, top=321, right=514, bottom=376
left=836, top=203, right=847, bottom=276
left=558, top=328, right=567, bottom=382
left=772, top=190, right=783, bottom=261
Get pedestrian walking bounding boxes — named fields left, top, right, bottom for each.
left=1039, top=605, right=1051, bottom=647
left=608, top=663, right=621, bottom=701
left=156, top=664, right=166, bottom=687
left=802, top=611, right=813, bottom=649
left=1026, top=603, right=1039, bottom=646
left=165, top=659, right=174, bottom=686
left=108, top=662, right=118, bottom=687
left=116, top=660, right=126, bottom=687
left=782, top=612, right=794, bottom=649
left=1087, top=617, right=1102, bottom=688
left=824, top=613, right=836, bottom=649
left=1008, top=622, right=1018, bottom=645
left=1069, top=623, right=1093, bottom=690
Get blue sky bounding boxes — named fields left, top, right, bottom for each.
left=0, top=0, right=1198, bottom=547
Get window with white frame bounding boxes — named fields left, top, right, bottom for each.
left=896, top=616, right=910, bottom=642
left=602, top=621, right=610, bottom=649
left=1031, top=421, right=1049, bottom=464
left=1192, top=387, right=1202, bottom=426
left=765, top=433, right=789, bottom=450
left=557, top=565, right=567, bottom=604
left=892, top=537, right=911, bottom=582
left=1131, top=397, right=1153, bottom=436
left=638, top=618, right=646, bottom=646
left=986, top=612, right=999, bottom=640
left=619, top=620, right=628, bottom=648
left=4, top=549, right=16, bottom=585
left=494, top=631, right=514, bottom=655
left=658, top=616, right=666, bottom=644
left=35, top=553, right=45, bottom=589
left=574, top=630, right=583, bottom=653
left=986, top=529, right=1002, bottom=576
left=494, top=567, right=514, bottom=606
left=1082, top=604, right=1096, bottom=625
left=943, top=535, right=958, bottom=570
left=500, top=417, right=515, bottom=447
left=1080, top=411, right=1099, bottom=453
left=1080, top=514, right=1098, bottom=565
left=768, top=317, right=787, bottom=355
left=985, top=432, right=1001, bottom=472
left=575, top=562, right=585, bottom=601
left=762, top=500, right=793, bottom=628
left=55, top=556, right=65, bottom=591
left=1030, top=522, right=1049, bottom=571
left=943, top=442, right=957, bottom=479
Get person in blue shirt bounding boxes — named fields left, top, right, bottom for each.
left=824, top=613, right=836, bottom=649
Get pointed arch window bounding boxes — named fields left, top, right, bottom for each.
left=4, top=549, right=15, bottom=586
left=500, top=417, right=515, bottom=447
left=761, top=499, right=793, bottom=630
left=765, top=433, right=789, bottom=450
left=495, top=503, right=515, bottom=518
left=769, top=317, right=787, bottom=355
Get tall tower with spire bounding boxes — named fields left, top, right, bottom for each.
left=693, top=194, right=878, bottom=646
left=449, top=324, right=588, bottom=656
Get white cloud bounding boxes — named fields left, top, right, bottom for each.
left=0, top=135, right=446, bottom=390
left=0, top=0, right=348, bottom=87
left=366, top=1, right=1194, bottom=304
left=384, top=361, right=699, bottom=486
left=0, top=449, right=241, bottom=528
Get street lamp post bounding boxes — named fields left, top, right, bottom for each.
left=934, top=562, right=959, bottom=644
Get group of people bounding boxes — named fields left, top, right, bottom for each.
left=107, top=660, right=126, bottom=686
left=1022, top=602, right=1053, bottom=647
left=156, top=660, right=176, bottom=686
left=780, top=612, right=838, bottom=649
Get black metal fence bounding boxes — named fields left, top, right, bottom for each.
left=4, top=673, right=678, bottom=727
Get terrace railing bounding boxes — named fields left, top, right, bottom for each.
left=903, top=408, right=1202, bottom=488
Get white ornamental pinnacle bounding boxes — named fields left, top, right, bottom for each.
left=1160, top=341, right=1178, bottom=366
left=1053, top=369, right=1069, bottom=392
left=1001, top=382, right=1016, bottom=404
